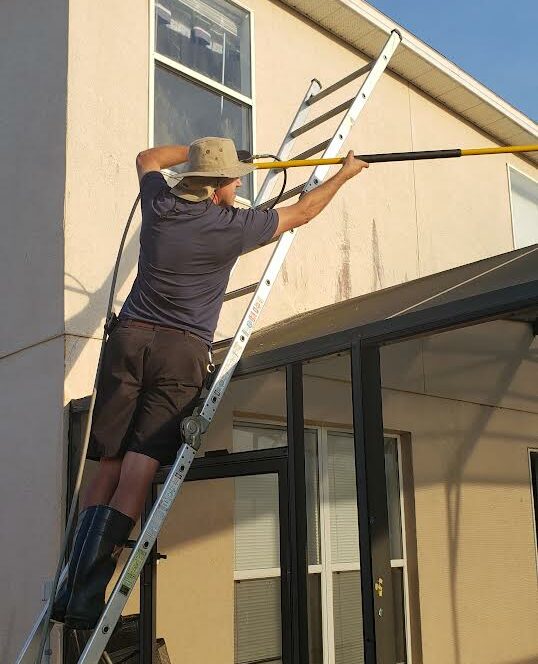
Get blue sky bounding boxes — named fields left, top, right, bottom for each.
left=367, top=0, right=538, bottom=120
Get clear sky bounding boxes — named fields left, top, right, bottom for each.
left=367, top=0, right=538, bottom=121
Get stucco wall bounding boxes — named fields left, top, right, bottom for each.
left=5, top=0, right=536, bottom=660
left=0, top=2, right=68, bottom=661
left=61, top=0, right=538, bottom=354
left=215, top=0, right=538, bottom=340
left=0, top=338, right=66, bottom=663
left=381, top=320, right=538, bottom=664
left=0, top=0, right=67, bottom=358
left=63, top=0, right=149, bottom=356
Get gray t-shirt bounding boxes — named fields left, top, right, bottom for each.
left=120, top=172, right=278, bottom=345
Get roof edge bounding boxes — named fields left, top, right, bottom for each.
left=350, top=0, right=537, bottom=134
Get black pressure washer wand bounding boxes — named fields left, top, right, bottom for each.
left=252, top=144, right=538, bottom=169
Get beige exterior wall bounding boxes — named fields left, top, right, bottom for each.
left=381, top=321, right=538, bottom=664
left=3, top=0, right=537, bottom=661
left=0, top=1, right=68, bottom=661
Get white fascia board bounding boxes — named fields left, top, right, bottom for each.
left=286, top=0, right=538, bottom=139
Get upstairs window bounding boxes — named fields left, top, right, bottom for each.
left=153, top=0, right=254, bottom=201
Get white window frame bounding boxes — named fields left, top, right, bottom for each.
left=507, top=164, right=538, bottom=250
left=149, top=0, right=257, bottom=205
left=232, top=419, right=412, bottom=664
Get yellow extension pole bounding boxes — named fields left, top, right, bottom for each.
left=253, top=145, right=538, bottom=170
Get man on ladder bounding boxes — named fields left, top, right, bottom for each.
left=53, top=136, right=368, bottom=630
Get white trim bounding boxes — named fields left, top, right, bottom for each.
left=315, top=0, right=537, bottom=137
left=318, top=427, right=335, bottom=664
left=396, top=434, right=413, bottom=664
left=331, top=562, right=360, bottom=572
left=528, top=448, right=538, bottom=579
left=507, top=164, right=538, bottom=250
left=249, top=7, right=258, bottom=201
left=235, top=567, right=281, bottom=580
left=154, top=52, right=254, bottom=106
left=308, top=565, right=323, bottom=574
left=150, top=0, right=256, bottom=201
left=148, top=0, right=155, bottom=147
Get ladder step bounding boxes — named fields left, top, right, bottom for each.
left=223, top=282, right=259, bottom=302
left=292, top=139, right=331, bottom=161
left=290, top=98, right=354, bottom=138
left=307, top=63, right=373, bottom=105
left=258, top=182, right=307, bottom=210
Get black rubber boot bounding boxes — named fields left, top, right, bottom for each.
left=64, top=506, right=134, bottom=630
left=51, top=506, right=99, bottom=623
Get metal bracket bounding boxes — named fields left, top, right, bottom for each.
left=180, top=412, right=210, bottom=451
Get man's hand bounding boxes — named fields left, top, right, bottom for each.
left=272, top=150, right=369, bottom=238
left=339, top=150, right=369, bottom=181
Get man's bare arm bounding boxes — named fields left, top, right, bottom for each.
left=136, top=145, right=190, bottom=181
left=272, top=152, right=368, bottom=237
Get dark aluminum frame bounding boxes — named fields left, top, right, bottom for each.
left=68, top=272, right=538, bottom=664
left=142, top=446, right=292, bottom=664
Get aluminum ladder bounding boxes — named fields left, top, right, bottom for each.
left=16, top=28, right=401, bottom=664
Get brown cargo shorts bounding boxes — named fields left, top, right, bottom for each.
left=88, top=318, right=209, bottom=466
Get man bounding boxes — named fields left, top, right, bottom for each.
left=53, top=137, right=367, bottom=629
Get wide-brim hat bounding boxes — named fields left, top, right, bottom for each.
left=170, top=137, right=255, bottom=201
left=176, top=137, right=255, bottom=179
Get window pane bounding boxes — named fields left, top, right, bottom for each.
left=233, top=424, right=287, bottom=453
left=234, top=473, right=279, bottom=570
left=509, top=168, right=538, bottom=248
left=235, top=578, right=281, bottom=664
left=156, top=0, right=251, bottom=96
left=332, top=571, right=364, bottom=664
left=154, top=64, right=252, bottom=199
left=305, top=429, right=321, bottom=566
left=307, top=573, right=323, bottom=664
left=392, top=567, right=407, bottom=664
left=384, top=437, right=403, bottom=559
left=328, top=432, right=360, bottom=565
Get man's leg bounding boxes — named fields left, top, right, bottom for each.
left=109, top=451, right=160, bottom=522
left=80, top=457, right=123, bottom=511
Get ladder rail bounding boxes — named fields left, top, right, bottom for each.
left=74, top=30, right=401, bottom=664
left=197, top=29, right=401, bottom=428
left=227, top=78, right=321, bottom=282
left=15, top=568, right=68, bottom=664
left=15, top=30, right=402, bottom=664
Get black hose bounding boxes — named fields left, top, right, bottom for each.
left=242, top=152, right=288, bottom=209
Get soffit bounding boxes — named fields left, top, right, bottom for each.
left=279, top=0, right=538, bottom=165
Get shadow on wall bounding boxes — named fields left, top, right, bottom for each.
left=64, top=202, right=142, bottom=381
left=419, top=327, right=535, bottom=664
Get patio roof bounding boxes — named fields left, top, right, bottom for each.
left=217, top=244, right=538, bottom=370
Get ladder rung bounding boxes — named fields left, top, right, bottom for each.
left=223, top=282, right=258, bottom=302
left=290, top=98, right=354, bottom=138
left=307, top=63, right=373, bottom=105
left=292, top=139, right=331, bottom=161
left=259, top=182, right=307, bottom=209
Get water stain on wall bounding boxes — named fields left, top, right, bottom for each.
left=336, top=204, right=351, bottom=301
left=372, top=218, right=384, bottom=291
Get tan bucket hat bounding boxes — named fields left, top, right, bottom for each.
left=170, top=137, right=255, bottom=202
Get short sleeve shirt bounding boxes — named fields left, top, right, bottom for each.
left=119, top=172, right=279, bottom=345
